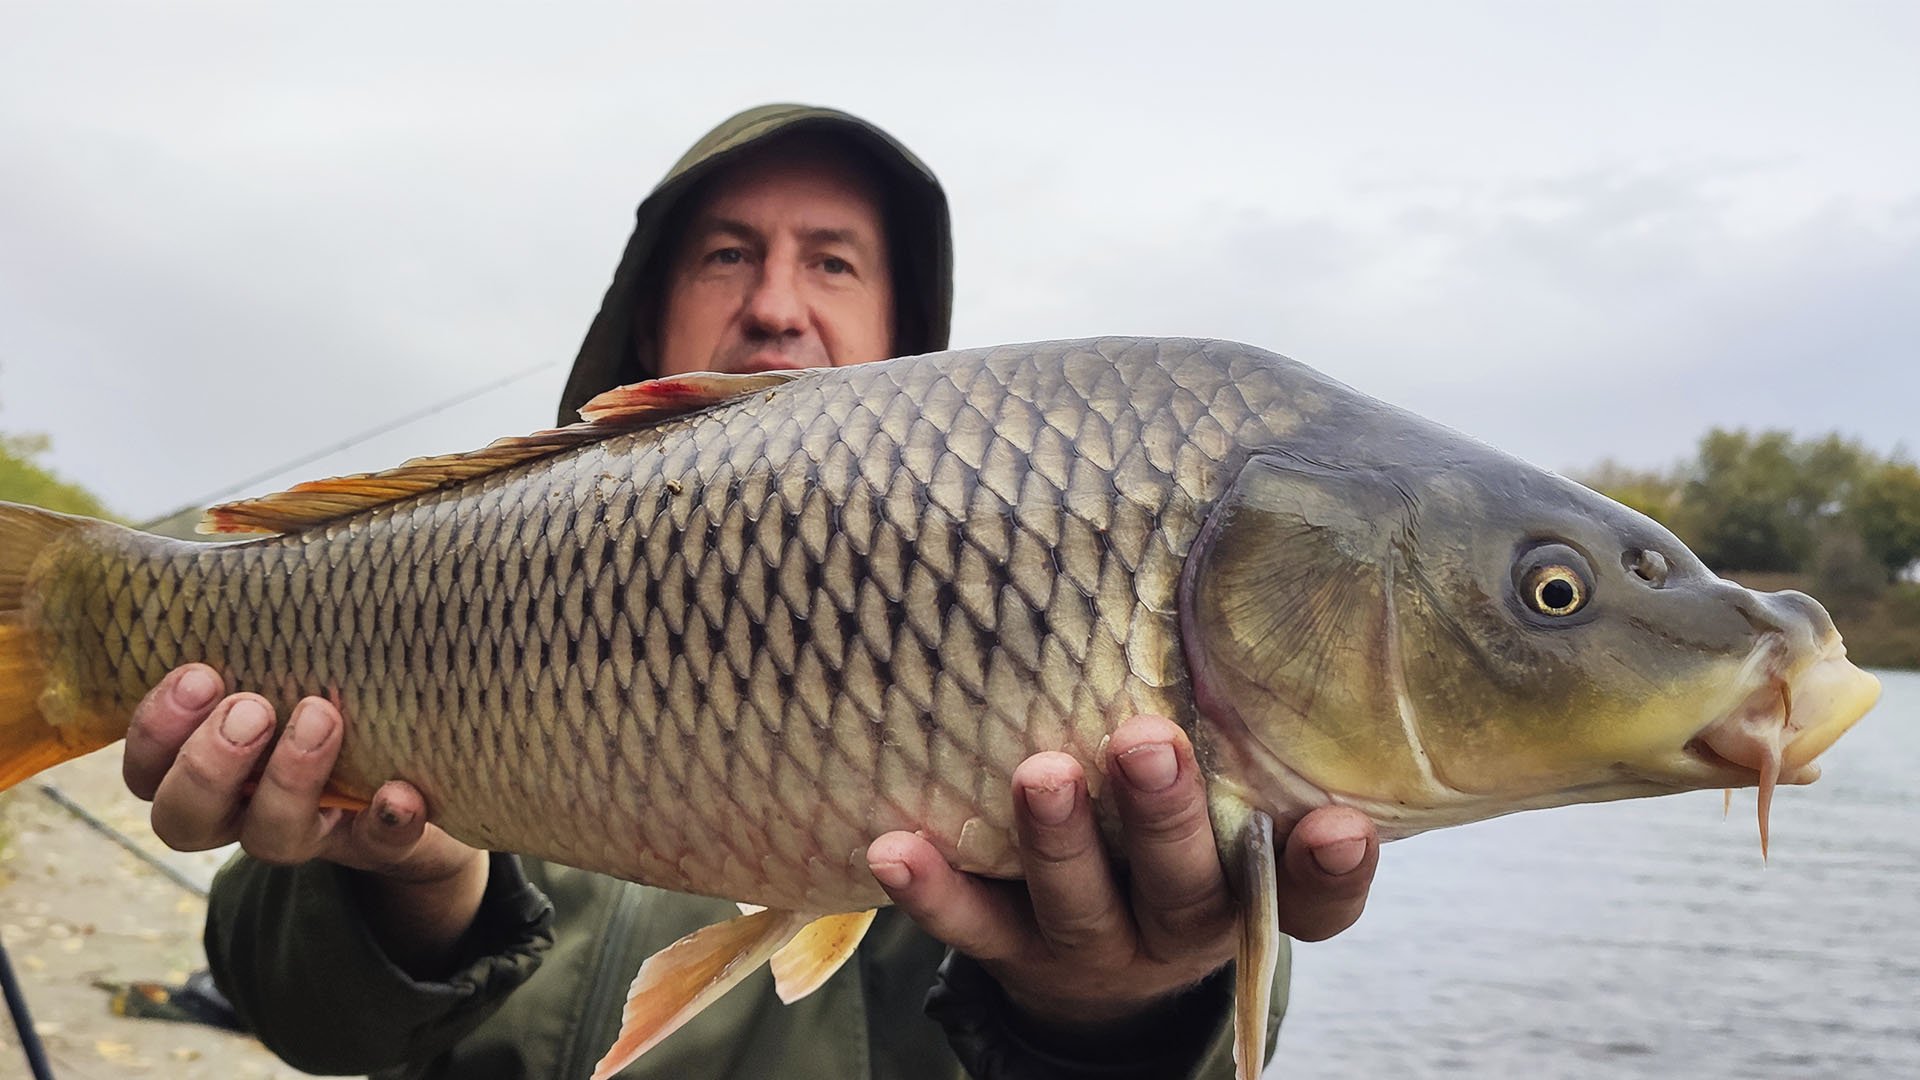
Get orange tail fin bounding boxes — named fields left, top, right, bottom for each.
left=0, top=502, right=118, bottom=791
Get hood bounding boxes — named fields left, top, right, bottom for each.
left=557, top=103, right=954, bottom=424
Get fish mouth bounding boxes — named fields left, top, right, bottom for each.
left=1674, top=635, right=1880, bottom=855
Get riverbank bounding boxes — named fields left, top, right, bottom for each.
left=1726, top=572, right=1920, bottom=669
left=0, top=748, right=328, bottom=1079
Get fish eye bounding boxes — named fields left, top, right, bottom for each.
left=1513, top=544, right=1593, bottom=618
left=1623, top=548, right=1669, bottom=587
left=1526, top=567, right=1587, bottom=615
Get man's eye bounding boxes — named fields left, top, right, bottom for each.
left=708, top=248, right=746, bottom=265
left=820, top=256, right=851, bottom=275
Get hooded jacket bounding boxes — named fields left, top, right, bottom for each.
left=202, top=104, right=1283, bottom=1080
left=556, top=102, right=955, bottom=423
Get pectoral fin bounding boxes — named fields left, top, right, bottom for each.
left=769, top=909, right=877, bottom=1004
left=591, top=907, right=808, bottom=1080
left=1212, top=794, right=1281, bottom=1080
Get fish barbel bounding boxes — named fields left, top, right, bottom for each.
left=0, top=338, right=1882, bottom=1078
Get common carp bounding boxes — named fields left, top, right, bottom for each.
left=0, top=338, right=1882, bottom=1079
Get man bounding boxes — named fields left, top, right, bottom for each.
left=122, top=104, right=1381, bottom=1077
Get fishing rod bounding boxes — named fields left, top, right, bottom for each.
left=1, top=359, right=567, bottom=1080
left=1, top=935, right=56, bottom=1080
left=36, top=782, right=209, bottom=900
left=137, top=357, right=565, bottom=531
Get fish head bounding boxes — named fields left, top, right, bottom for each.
left=1181, top=448, right=1882, bottom=841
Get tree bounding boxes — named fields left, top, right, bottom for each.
left=1581, top=429, right=1914, bottom=577
left=1812, top=523, right=1888, bottom=603
left=1851, top=460, right=1920, bottom=581
left=0, top=432, right=113, bottom=518
left=1799, top=433, right=1875, bottom=515
left=1577, top=459, right=1685, bottom=527
left=1677, top=429, right=1811, bottom=571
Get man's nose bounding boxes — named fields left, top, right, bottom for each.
left=743, top=261, right=806, bottom=337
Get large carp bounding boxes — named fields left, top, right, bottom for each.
left=0, top=338, right=1882, bottom=1079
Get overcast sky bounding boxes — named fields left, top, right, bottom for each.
left=2, top=2, right=1915, bottom=523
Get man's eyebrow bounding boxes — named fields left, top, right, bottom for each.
left=687, top=219, right=876, bottom=253
left=800, top=226, right=869, bottom=250
left=691, top=218, right=764, bottom=244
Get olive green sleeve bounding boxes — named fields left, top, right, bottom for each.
left=202, top=852, right=555, bottom=1075
left=924, top=941, right=1288, bottom=1079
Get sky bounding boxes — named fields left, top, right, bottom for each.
left=2, top=1, right=1916, bottom=523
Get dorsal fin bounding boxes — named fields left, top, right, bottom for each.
left=200, top=369, right=804, bottom=535
left=576, top=369, right=801, bottom=422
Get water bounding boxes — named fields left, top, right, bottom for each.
left=1277, top=669, right=1920, bottom=1079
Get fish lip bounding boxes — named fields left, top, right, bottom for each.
left=1666, top=731, right=1821, bottom=791
left=1677, top=736, right=1787, bottom=783
left=1656, top=635, right=1785, bottom=787
left=1670, top=630, right=1858, bottom=787
left=1808, top=630, right=1851, bottom=666
left=1680, top=737, right=1744, bottom=773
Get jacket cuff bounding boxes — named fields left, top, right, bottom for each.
left=205, top=851, right=554, bottom=1074
left=924, top=950, right=1233, bottom=1079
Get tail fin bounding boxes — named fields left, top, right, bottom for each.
left=0, top=502, right=114, bottom=791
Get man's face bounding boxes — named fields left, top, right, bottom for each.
left=655, top=146, right=896, bottom=376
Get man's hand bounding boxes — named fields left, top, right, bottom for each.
left=865, top=715, right=1378, bottom=1030
left=123, top=664, right=489, bottom=974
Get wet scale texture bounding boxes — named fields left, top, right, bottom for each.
left=30, top=339, right=1324, bottom=913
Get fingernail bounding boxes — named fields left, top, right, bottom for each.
left=375, top=799, right=413, bottom=829
left=1024, top=782, right=1076, bottom=826
left=1311, top=838, right=1367, bottom=876
left=870, top=860, right=912, bottom=890
left=220, top=700, right=271, bottom=746
left=1117, top=743, right=1178, bottom=792
left=287, top=702, right=331, bottom=751
left=173, top=668, right=218, bottom=710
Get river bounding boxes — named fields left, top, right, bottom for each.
left=1278, top=668, right=1919, bottom=1078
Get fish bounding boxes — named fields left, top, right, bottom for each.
left=0, top=337, right=1882, bottom=1079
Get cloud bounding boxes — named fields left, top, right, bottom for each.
left=967, top=164, right=1920, bottom=476
left=3, top=3, right=1915, bottom=520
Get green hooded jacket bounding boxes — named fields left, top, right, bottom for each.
left=202, top=103, right=1289, bottom=1080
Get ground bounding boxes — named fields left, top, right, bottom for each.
left=0, top=747, right=339, bottom=1079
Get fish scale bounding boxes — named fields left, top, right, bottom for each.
left=0, top=337, right=1886, bottom=1080
left=24, top=338, right=1277, bottom=913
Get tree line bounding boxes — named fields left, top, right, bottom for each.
left=1581, top=429, right=1920, bottom=598
left=0, top=432, right=113, bottom=518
